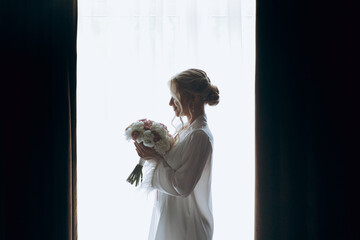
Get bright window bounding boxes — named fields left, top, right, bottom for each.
left=77, top=0, right=255, bottom=239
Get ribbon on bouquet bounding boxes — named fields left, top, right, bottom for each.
left=126, top=158, right=146, bottom=187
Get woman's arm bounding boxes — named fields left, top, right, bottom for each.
left=151, top=130, right=212, bottom=197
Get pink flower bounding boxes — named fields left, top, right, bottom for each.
left=131, top=131, right=140, bottom=140
left=160, top=123, right=168, bottom=130
left=144, top=120, right=153, bottom=130
left=153, top=132, right=161, bottom=143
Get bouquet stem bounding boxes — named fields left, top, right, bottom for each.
left=126, top=158, right=145, bottom=187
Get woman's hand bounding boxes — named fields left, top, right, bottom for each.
left=134, top=142, right=164, bottom=162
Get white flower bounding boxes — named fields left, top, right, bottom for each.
left=125, top=128, right=133, bottom=141
left=125, top=121, right=145, bottom=141
left=150, top=123, right=168, bottom=137
left=125, top=119, right=175, bottom=187
left=154, top=140, right=171, bottom=155
left=132, top=121, right=145, bottom=131
left=142, top=130, right=155, bottom=147
left=125, top=119, right=174, bottom=154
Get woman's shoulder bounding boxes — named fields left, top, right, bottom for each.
left=187, top=126, right=213, bottom=144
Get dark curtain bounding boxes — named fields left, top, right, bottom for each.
left=0, top=0, right=77, bottom=239
left=255, top=0, right=359, bottom=239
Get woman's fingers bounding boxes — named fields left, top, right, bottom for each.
left=135, top=142, right=151, bottom=153
left=135, top=147, right=141, bottom=156
left=134, top=141, right=160, bottom=161
left=134, top=142, right=150, bottom=157
left=134, top=141, right=143, bottom=150
left=134, top=142, right=144, bottom=153
left=134, top=142, right=142, bottom=156
left=134, top=142, right=141, bottom=151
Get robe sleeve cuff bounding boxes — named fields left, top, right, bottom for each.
left=140, top=158, right=158, bottom=195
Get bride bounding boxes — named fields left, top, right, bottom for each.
left=134, top=68, right=220, bottom=240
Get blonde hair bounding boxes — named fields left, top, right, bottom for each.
left=168, top=68, right=220, bottom=139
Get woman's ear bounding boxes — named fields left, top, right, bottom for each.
left=181, top=92, right=192, bottom=104
left=192, top=94, right=201, bottom=103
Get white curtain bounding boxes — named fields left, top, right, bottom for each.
left=77, top=0, right=255, bottom=239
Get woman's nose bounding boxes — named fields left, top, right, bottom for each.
left=169, top=97, right=173, bottom=106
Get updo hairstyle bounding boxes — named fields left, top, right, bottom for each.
left=169, top=68, right=220, bottom=107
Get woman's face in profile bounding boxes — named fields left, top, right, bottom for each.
left=169, top=97, right=182, bottom=116
left=169, top=88, right=194, bottom=117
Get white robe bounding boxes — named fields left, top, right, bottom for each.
left=145, top=114, right=214, bottom=240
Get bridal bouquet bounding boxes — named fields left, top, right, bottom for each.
left=125, top=119, right=174, bottom=186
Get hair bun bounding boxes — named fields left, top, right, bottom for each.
left=206, top=85, right=220, bottom=106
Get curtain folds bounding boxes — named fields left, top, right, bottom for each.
left=255, top=0, right=359, bottom=239
left=0, top=0, right=78, bottom=239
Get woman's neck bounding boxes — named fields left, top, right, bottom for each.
left=186, top=107, right=205, bottom=125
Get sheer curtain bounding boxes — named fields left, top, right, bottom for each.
left=77, top=0, right=255, bottom=239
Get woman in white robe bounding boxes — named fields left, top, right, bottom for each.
left=135, top=69, right=220, bottom=240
